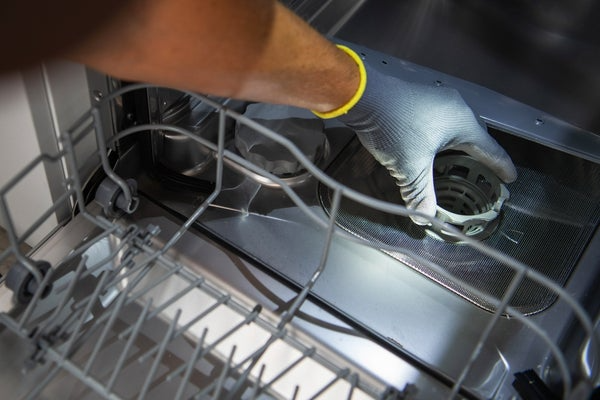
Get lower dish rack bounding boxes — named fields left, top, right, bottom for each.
left=0, top=83, right=598, bottom=400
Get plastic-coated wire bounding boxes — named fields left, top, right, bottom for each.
left=44, top=345, right=124, bottom=400
left=24, top=362, right=63, bottom=400
left=248, top=364, right=266, bottom=400
left=172, top=328, right=208, bottom=400
left=117, top=276, right=205, bottom=341
left=103, top=108, right=598, bottom=366
left=262, top=347, right=316, bottom=393
left=582, top=314, right=600, bottom=386
left=82, top=260, right=152, bottom=375
left=221, top=329, right=289, bottom=400
left=60, top=271, right=111, bottom=361
left=0, top=184, right=76, bottom=259
left=40, top=223, right=121, bottom=277
left=161, top=108, right=226, bottom=254
left=137, top=309, right=181, bottom=400
left=0, top=196, right=43, bottom=287
left=211, top=345, right=236, bottom=400
left=345, top=373, right=359, bottom=400
left=309, top=367, right=350, bottom=400
left=91, top=108, right=135, bottom=212
left=59, top=245, right=152, bottom=343
left=31, top=256, right=88, bottom=341
left=131, top=224, right=538, bottom=398
left=375, top=240, right=574, bottom=396
left=66, top=257, right=153, bottom=349
left=191, top=344, right=237, bottom=400
left=166, top=325, right=285, bottom=393
left=0, top=83, right=596, bottom=399
left=106, top=298, right=153, bottom=392
left=448, top=266, right=528, bottom=399
left=200, top=102, right=594, bottom=389
left=136, top=294, right=231, bottom=363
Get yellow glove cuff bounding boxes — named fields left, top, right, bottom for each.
left=312, top=44, right=367, bottom=119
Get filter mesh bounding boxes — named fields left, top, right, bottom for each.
left=319, top=139, right=600, bottom=314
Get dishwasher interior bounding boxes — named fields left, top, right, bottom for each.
left=1, top=1, right=600, bottom=399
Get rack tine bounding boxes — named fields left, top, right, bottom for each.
left=248, top=364, right=266, bottom=400
left=60, top=270, right=110, bottom=360
left=91, top=108, right=135, bottom=212
left=278, top=187, right=342, bottom=330
left=308, top=367, right=350, bottom=400
left=173, top=328, right=208, bottom=400
left=54, top=225, right=120, bottom=275
left=143, top=294, right=230, bottom=365
left=125, top=263, right=185, bottom=304
left=33, top=255, right=88, bottom=340
left=137, top=309, right=181, bottom=400
left=212, top=345, right=237, bottom=399
left=106, top=298, right=153, bottom=392
left=82, top=279, right=133, bottom=375
left=291, top=385, right=300, bottom=400
left=222, top=329, right=287, bottom=400
left=118, top=276, right=204, bottom=341
left=448, top=267, right=527, bottom=399
left=345, top=373, right=358, bottom=400
left=61, top=256, right=154, bottom=354
left=23, top=362, right=63, bottom=400
left=263, top=347, right=316, bottom=392
left=191, top=345, right=237, bottom=400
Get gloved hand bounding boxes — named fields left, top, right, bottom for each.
left=315, top=45, right=517, bottom=225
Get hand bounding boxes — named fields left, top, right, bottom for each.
left=337, top=56, right=517, bottom=225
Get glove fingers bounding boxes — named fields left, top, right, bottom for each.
left=396, top=164, right=437, bottom=225
left=452, top=124, right=518, bottom=183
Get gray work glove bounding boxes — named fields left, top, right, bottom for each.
left=328, top=47, right=517, bottom=225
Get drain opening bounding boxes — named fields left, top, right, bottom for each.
left=427, top=153, right=510, bottom=243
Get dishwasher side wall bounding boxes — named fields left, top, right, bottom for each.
left=0, top=72, right=57, bottom=245
left=0, top=63, right=113, bottom=245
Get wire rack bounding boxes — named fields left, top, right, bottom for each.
left=0, top=84, right=598, bottom=400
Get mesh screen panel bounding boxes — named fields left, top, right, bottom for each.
left=319, top=138, right=600, bottom=314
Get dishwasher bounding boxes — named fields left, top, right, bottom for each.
left=1, top=1, right=599, bottom=399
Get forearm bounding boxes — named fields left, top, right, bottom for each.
left=66, top=0, right=360, bottom=113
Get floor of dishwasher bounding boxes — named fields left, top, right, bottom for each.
left=0, top=200, right=435, bottom=400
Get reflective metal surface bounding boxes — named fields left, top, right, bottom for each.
left=132, top=35, right=600, bottom=396
left=336, top=0, right=600, bottom=134
left=2, top=2, right=599, bottom=399
left=319, top=133, right=600, bottom=314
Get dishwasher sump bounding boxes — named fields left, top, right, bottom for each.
left=319, top=134, right=600, bottom=315
left=0, top=48, right=599, bottom=399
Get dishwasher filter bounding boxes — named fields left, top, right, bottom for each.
left=319, top=136, right=600, bottom=315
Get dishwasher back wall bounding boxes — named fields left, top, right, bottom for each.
left=336, top=0, right=600, bottom=134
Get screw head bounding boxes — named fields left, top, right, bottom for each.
left=92, top=89, right=104, bottom=102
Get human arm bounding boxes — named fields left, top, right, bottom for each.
left=62, top=0, right=360, bottom=114
left=2, top=0, right=515, bottom=223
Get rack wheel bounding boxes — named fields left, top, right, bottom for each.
left=5, top=260, right=52, bottom=304
left=95, top=177, right=139, bottom=217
